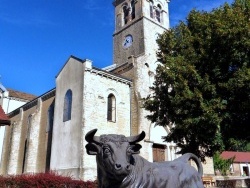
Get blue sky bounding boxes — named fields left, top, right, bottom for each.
left=0, top=0, right=233, bottom=96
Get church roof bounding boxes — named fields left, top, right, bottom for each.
left=0, top=105, right=10, bottom=126
left=221, top=151, right=250, bottom=163
left=57, top=55, right=132, bottom=83
left=8, top=88, right=56, bottom=118
left=7, top=88, right=37, bottom=101
left=92, top=67, right=132, bottom=82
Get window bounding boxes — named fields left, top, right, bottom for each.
left=107, top=94, right=116, bottom=122
left=149, top=0, right=154, bottom=19
left=123, top=5, right=129, bottom=24
left=46, top=103, right=54, bottom=132
left=63, top=89, right=72, bottom=122
left=131, top=0, right=135, bottom=20
left=46, top=103, right=54, bottom=172
left=155, top=4, right=162, bottom=23
left=123, top=1, right=135, bottom=25
left=22, top=139, right=28, bottom=173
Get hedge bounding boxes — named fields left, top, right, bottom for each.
left=0, top=172, right=98, bottom=188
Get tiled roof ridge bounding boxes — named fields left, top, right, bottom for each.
left=221, top=151, right=250, bottom=163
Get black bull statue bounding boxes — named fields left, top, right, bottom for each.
left=85, top=129, right=204, bottom=188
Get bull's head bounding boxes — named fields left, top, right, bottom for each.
left=85, top=129, right=145, bottom=181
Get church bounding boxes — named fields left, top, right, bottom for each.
left=0, top=0, right=214, bottom=180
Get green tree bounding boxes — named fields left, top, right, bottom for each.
left=144, top=0, right=250, bottom=161
left=213, top=152, right=234, bottom=176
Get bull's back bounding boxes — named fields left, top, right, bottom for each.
left=121, top=155, right=203, bottom=188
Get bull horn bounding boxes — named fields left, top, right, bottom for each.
left=127, top=131, right=145, bottom=143
left=85, top=129, right=101, bottom=144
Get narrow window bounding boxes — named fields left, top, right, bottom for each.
left=46, top=103, right=54, bottom=132
left=123, top=5, right=129, bottom=24
left=150, top=0, right=154, bottom=19
left=63, top=89, right=72, bottom=122
left=46, top=103, right=54, bottom=172
left=107, top=94, right=116, bottom=122
left=22, top=139, right=28, bottom=173
left=155, top=4, right=162, bottom=23
left=131, top=0, right=135, bottom=20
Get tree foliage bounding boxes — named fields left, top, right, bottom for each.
left=213, top=152, right=234, bottom=176
left=144, top=0, right=250, bottom=161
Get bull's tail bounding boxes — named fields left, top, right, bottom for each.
left=175, top=153, right=203, bottom=177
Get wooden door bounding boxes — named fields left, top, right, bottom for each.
left=152, top=144, right=166, bottom=162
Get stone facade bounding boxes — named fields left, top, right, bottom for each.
left=1, top=89, right=55, bottom=175
left=50, top=57, right=131, bottom=179
left=1, top=58, right=132, bottom=180
left=112, top=0, right=175, bottom=162
left=0, top=85, right=36, bottom=168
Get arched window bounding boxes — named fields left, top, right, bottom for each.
left=155, top=4, right=162, bottom=23
left=131, top=0, right=135, bottom=20
left=107, top=94, right=116, bottom=122
left=123, top=5, right=129, bottom=24
left=149, top=0, right=154, bottom=19
left=63, top=89, right=72, bottom=122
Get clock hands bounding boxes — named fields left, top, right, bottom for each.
left=124, top=39, right=129, bottom=46
left=123, top=35, right=133, bottom=48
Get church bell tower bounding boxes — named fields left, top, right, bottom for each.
left=113, top=0, right=170, bottom=66
left=112, top=0, right=170, bottom=161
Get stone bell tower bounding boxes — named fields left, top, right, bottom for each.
left=113, top=0, right=170, bottom=66
left=112, top=0, right=170, bottom=161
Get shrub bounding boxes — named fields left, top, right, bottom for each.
left=0, top=172, right=98, bottom=188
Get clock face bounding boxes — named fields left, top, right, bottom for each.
left=123, top=35, right=133, bottom=49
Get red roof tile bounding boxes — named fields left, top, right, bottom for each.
left=221, top=151, right=250, bottom=163
left=0, top=105, right=10, bottom=126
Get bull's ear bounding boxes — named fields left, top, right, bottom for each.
left=131, top=144, right=142, bottom=154
left=85, top=143, right=100, bottom=155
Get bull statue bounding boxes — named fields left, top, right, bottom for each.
left=85, top=129, right=204, bottom=188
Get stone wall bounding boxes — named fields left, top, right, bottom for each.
left=80, top=63, right=131, bottom=181
left=0, top=91, right=55, bottom=175
left=36, top=94, right=55, bottom=173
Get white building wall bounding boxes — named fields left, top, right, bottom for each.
left=2, top=97, right=27, bottom=114
left=50, top=57, right=84, bottom=178
left=81, top=65, right=131, bottom=181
